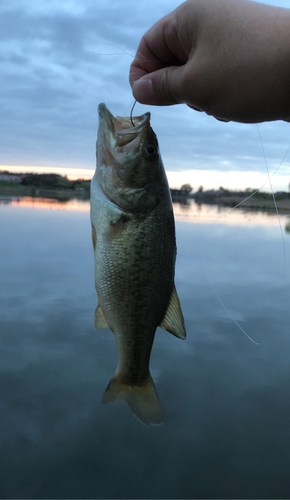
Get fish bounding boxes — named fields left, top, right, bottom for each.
left=90, top=103, right=186, bottom=425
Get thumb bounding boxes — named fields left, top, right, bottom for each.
left=131, top=66, right=185, bottom=106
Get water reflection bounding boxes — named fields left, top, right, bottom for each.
left=1, top=194, right=290, bottom=497
left=0, top=195, right=89, bottom=211
left=2, top=194, right=290, bottom=229
left=172, top=198, right=290, bottom=232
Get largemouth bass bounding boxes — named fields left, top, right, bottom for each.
left=90, top=103, right=186, bottom=425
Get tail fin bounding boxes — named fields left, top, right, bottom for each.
left=102, top=373, right=163, bottom=426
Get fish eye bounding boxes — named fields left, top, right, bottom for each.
left=146, top=144, right=156, bottom=154
left=143, top=143, right=158, bottom=160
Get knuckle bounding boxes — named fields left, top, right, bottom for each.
left=182, top=63, right=216, bottom=112
left=158, top=68, right=177, bottom=104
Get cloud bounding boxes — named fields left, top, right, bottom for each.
left=1, top=0, right=290, bottom=186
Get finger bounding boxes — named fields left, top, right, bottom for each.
left=130, top=55, right=184, bottom=87
left=132, top=65, right=186, bottom=106
left=129, top=11, right=187, bottom=86
left=129, top=40, right=166, bottom=85
left=188, top=104, right=202, bottom=112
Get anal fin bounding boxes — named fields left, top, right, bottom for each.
left=159, top=284, right=186, bottom=339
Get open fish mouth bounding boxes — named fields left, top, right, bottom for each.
left=98, top=102, right=150, bottom=149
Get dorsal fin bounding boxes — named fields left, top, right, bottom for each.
left=94, top=304, right=108, bottom=330
left=159, top=284, right=186, bottom=339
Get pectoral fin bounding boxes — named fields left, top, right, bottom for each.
left=94, top=304, right=108, bottom=330
left=91, top=224, right=97, bottom=251
left=160, top=284, right=186, bottom=339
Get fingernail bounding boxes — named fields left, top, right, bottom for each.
left=189, top=105, right=202, bottom=112
left=132, top=78, right=155, bottom=103
left=216, top=117, right=230, bottom=123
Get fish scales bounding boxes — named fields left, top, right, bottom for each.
left=90, top=103, right=186, bottom=425
left=95, top=206, right=175, bottom=379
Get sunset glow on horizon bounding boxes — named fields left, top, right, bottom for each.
left=5, top=196, right=288, bottom=228
left=9, top=197, right=89, bottom=212
left=2, top=164, right=289, bottom=193
left=0, top=165, right=94, bottom=180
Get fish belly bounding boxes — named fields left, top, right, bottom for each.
left=92, top=189, right=176, bottom=384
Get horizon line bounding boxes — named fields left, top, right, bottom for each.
left=1, top=164, right=289, bottom=193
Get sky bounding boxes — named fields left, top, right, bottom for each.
left=1, top=0, right=290, bottom=191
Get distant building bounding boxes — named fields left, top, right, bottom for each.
left=0, top=173, right=23, bottom=184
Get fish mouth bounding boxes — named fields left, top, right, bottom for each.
left=98, top=102, right=150, bottom=150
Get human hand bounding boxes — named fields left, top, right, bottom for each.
left=129, top=0, right=290, bottom=123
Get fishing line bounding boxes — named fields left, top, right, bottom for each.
left=201, top=216, right=262, bottom=345
left=256, top=124, right=287, bottom=279
left=130, top=100, right=137, bottom=127
left=122, top=99, right=136, bottom=118
left=70, top=36, right=164, bottom=68
left=70, top=37, right=136, bottom=58
left=73, top=36, right=290, bottom=342
left=71, top=37, right=157, bottom=120
left=201, top=126, right=290, bottom=345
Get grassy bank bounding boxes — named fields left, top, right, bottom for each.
left=219, top=195, right=290, bottom=212
left=0, top=183, right=90, bottom=200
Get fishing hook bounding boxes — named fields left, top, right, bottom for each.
left=130, top=100, right=137, bottom=127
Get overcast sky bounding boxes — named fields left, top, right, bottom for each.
left=1, top=0, right=290, bottom=190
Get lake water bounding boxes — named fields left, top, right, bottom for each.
left=1, top=195, right=290, bottom=498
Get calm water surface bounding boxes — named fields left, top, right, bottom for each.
left=1, top=195, right=290, bottom=498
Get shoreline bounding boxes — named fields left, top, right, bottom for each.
left=173, top=194, right=290, bottom=212
left=0, top=185, right=89, bottom=200
left=1, top=187, right=290, bottom=213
